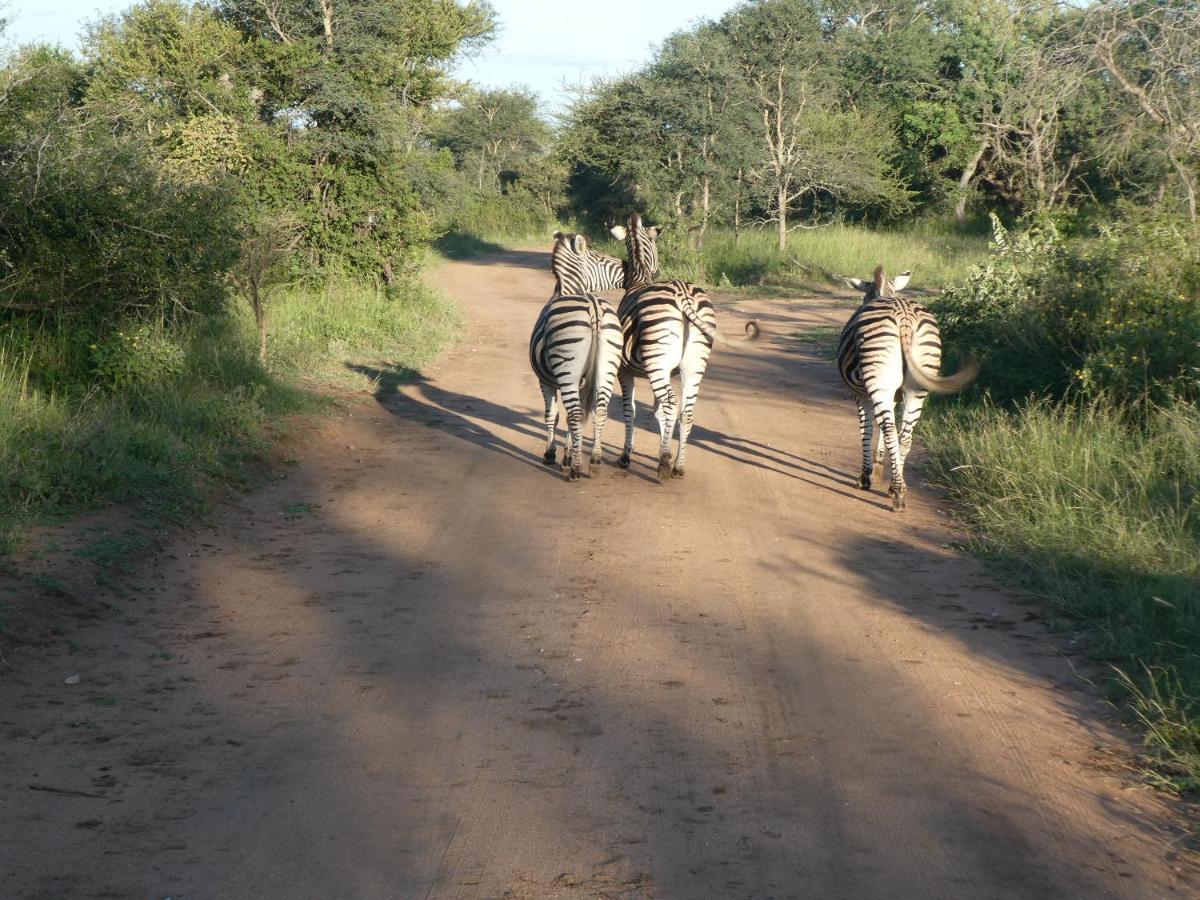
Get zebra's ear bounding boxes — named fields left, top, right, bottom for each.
left=552, top=230, right=564, bottom=241
left=648, top=226, right=662, bottom=239
left=571, top=234, right=588, bottom=254
left=891, top=271, right=912, bottom=292
left=610, top=225, right=627, bottom=241
left=840, top=274, right=867, bottom=291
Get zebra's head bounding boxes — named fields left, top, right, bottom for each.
left=841, top=266, right=912, bottom=302
left=610, top=213, right=660, bottom=288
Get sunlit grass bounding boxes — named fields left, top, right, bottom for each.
left=923, top=398, right=1200, bottom=788
left=584, top=217, right=989, bottom=292
left=0, top=278, right=460, bottom=545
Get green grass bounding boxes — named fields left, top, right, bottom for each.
left=0, top=277, right=459, bottom=547
left=698, top=221, right=988, bottom=291
left=266, top=278, right=460, bottom=385
left=588, top=217, right=989, bottom=293
left=432, top=195, right=562, bottom=260
left=790, top=325, right=842, bottom=359
left=922, top=399, right=1200, bottom=789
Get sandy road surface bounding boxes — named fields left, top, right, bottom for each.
left=2, top=248, right=1195, bottom=899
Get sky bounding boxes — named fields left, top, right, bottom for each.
left=4, top=0, right=740, bottom=113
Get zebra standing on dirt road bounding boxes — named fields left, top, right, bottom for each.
left=836, top=266, right=978, bottom=511
left=529, top=234, right=623, bottom=480
left=610, top=213, right=717, bottom=482
left=551, top=231, right=626, bottom=296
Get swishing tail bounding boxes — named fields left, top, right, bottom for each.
left=680, top=294, right=716, bottom=343
left=744, top=320, right=761, bottom=340
left=900, top=334, right=979, bottom=394
left=579, top=296, right=602, bottom=424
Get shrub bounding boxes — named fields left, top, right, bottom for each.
left=935, top=211, right=1200, bottom=407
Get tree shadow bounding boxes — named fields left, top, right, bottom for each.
left=433, top=231, right=507, bottom=259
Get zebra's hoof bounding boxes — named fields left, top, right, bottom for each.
left=568, top=466, right=583, bottom=482
left=672, top=466, right=685, bottom=478
left=858, top=472, right=872, bottom=490
left=542, top=449, right=557, bottom=466
left=656, top=457, right=673, bottom=482
left=617, top=454, right=631, bottom=469
left=890, top=487, right=907, bottom=511
left=589, top=460, right=600, bottom=476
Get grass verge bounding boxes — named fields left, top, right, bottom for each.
left=0, top=278, right=459, bottom=549
left=922, top=399, right=1200, bottom=791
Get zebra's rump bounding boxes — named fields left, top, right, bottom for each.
left=618, top=280, right=716, bottom=377
left=837, top=297, right=943, bottom=398
left=529, top=293, right=620, bottom=386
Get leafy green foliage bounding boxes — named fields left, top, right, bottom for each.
left=936, top=211, right=1200, bottom=406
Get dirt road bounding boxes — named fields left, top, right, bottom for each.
left=2, top=248, right=1195, bottom=898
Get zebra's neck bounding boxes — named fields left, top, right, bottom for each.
left=625, top=258, right=655, bottom=289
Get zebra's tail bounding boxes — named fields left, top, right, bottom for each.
left=900, top=334, right=980, bottom=394
left=680, top=295, right=716, bottom=343
left=744, top=320, right=761, bottom=340
left=579, top=296, right=602, bottom=425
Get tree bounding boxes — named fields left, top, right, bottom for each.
left=431, top=87, right=550, bottom=192
left=211, top=0, right=497, bottom=279
left=1081, top=0, right=1200, bottom=219
left=720, top=0, right=910, bottom=249
left=230, top=215, right=301, bottom=362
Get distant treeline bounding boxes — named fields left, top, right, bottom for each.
left=556, top=0, right=1200, bottom=249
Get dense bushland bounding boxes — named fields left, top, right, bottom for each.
left=0, top=0, right=504, bottom=539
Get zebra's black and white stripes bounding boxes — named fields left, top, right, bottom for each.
left=611, top=213, right=717, bottom=481
left=836, top=266, right=978, bottom=510
left=551, top=231, right=626, bottom=295
left=530, top=234, right=623, bottom=480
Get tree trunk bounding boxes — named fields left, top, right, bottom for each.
left=777, top=184, right=788, bottom=252
left=1169, top=150, right=1197, bottom=221
left=734, top=169, right=742, bottom=246
left=250, top=280, right=267, bottom=364
left=696, top=176, right=710, bottom=251
left=955, top=140, right=988, bottom=224
left=321, top=0, right=334, bottom=54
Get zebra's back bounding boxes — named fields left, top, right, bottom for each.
left=530, top=293, right=621, bottom=385
left=837, top=296, right=943, bottom=398
left=551, top=233, right=625, bottom=295
left=618, top=279, right=716, bottom=378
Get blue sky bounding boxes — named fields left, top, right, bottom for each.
left=5, top=1, right=740, bottom=111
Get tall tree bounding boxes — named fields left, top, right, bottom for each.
left=1081, top=0, right=1200, bottom=219
left=720, top=0, right=910, bottom=249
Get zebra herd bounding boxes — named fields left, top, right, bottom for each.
left=529, top=213, right=977, bottom=511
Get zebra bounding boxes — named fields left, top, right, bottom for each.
left=836, top=265, right=978, bottom=511
left=551, top=231, right=626, bottom=295
left=609, top=213, right=717, bottom=482
left=529, top=235, right=623, bottom=480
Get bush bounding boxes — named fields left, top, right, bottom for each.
left=935, top=211, right=1200, bottom=407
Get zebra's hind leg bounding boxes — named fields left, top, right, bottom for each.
left=672, top=365, right=706, bottom=477
left=647, top=369, right=678, bottom=482
left=870, top=391, right=905, bottom=511
left=590, top=333, right=620, bottom=474
left=617, top=367, right=635, bottom=469
left=562, top=389, right=586, bottom=482
left=896, top=390, right=927, bottom=476
left=540, top=382, right=559, bottom=466
left=590, top=396, right=609, bottom=474
left=857, top=398, right=875, bottom=490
